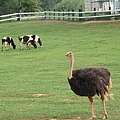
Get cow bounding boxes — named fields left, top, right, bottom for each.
left=18, top=35, right=42, bottom=50
left=1, top=37, right=16, bottom=51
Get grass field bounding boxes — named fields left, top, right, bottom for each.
left=0, top=20, right=120, bottom=120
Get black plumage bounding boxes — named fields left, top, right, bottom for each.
left=66, top=51, right=113, bottom=119
left=68, top=68, right=110, bottom=96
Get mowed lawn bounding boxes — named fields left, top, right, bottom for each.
left=0, top=20, right=120, bottom=120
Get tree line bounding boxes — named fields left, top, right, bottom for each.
left=0, top=0, right=84, bottom=15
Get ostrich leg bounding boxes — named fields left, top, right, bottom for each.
left=101, top=94, right=108, bottom=119
left=88, top=96, right=96, bottom=119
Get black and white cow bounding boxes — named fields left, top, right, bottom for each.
left=1, top=37, right=16, bottom=51
left=18, top=35, right=42, bottom=50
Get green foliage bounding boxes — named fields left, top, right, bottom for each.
left=0, top=0, right=85, bottom=15
left=54, top=0, right=84, bottom=11
left=0, top=0, right=19, bottom=14
left=39, top=0, right=57, bottom=10
left=21, top=0, right=40, bottom=12
left=0, top=20, right=120, bottom=120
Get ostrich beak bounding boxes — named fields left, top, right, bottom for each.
left=66, top=53, right=68, bottom=56
left=66, top=52, right=69, bottom=56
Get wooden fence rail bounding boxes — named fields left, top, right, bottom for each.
left=0, top=9, right=120, bottom=22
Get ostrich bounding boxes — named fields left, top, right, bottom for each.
left=66, top=51, right=113, bottom=119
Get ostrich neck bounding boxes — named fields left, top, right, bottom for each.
left=69, top=56, right=74, bottom=79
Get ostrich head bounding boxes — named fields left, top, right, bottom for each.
left=66, top=51, right=73, bottom=58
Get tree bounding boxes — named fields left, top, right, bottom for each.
left=54, top=0, right=84, bottom=11
left=0, top=0, right=41, bottom=15
left=0, top=0, right=19, bottom=15
left=39, top=0, right=57, bottom=10
left=20, top=0, right=40, bottom=12
left=0, top=0, right=84, bottom=15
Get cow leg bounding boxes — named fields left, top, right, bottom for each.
left=26, top=44, right=28, bottom=49
left=1, top=43, right=4, bottom=51
left=20, top=42, right=23, bottom=50
left=1, top=45, right=3, bottom=51
left=28, top=43, right=31, bottom=49
left=5, top=45, right=8, bottom=51
left=26, top=43, right=30, bottom=50
left=8, top=44, right=11, bottom=50
left=9, top=44, right=12, bottom=50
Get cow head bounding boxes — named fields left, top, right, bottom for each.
left=18, top=36, right=23, bottom=41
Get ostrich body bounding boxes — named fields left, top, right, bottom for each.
left=66, top=51, right=113, bottom=119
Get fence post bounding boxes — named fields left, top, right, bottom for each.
left=68, top=9, right=70, bottom=21
left=72, top=9, right=74, bottom=21
left=79, top=9, right=82, bottom=21
left=17, top=13, right=21, bottom=21
left=53, top=9, right=55, bottom=20
left=44, top=9, right=46, bottom=20
left=63, top=9, right=64, bottom=20
left=58, top=10, right=60, bottom=20
left=94, top=8, right=96, bottom=20
left=109, top=7, right=111, bottom=15
left=0, top=14, right=2, bottom=21
left=49, top=9, right=51, bottom=20
left=8, top=12, right=11, bottom=22
left=94, top=8, right=96, bottom=16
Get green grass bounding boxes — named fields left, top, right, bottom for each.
left=0, top=20, right=120, bottom=120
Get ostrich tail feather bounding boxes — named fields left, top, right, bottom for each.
left=107, top=93, right=114, bottom=100
left=105, top=92, right=114, bottom=101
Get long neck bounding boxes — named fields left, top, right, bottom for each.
left=69, top=56, right=74, bottom=79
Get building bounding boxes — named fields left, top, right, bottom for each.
left=85, top=0, right=120, bottom=13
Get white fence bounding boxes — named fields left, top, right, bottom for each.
left=0, top=12, right=45, bottom=22
left=0, top=9, right=120, bottom=22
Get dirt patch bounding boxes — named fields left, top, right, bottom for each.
left=50, top=117, right=81, bottom=120
left=32, top=93, right=49, bottom=97
left=50, top=117, right=94, bottom=120
left=62, top=117, right=81, bottom=120
left=30, top=20, right=62, bottom=24
left=81, top=19, right=120, bottom=24
left=30, top=19, right=120, bottom=25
